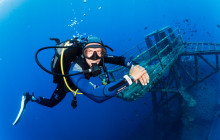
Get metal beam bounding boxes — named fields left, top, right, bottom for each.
left=179, top=62, right=195, bottom=81
left=198, top=55, right=216, bottom=71
left=183, top=50, right=220, bottom=55
left=194, top=55, right=199, bottom=81
left=217, top=54, right=219, bottom=70
left=186, top=70, right=219, bottom=89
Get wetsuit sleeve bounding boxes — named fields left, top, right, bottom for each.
left=104, top=55, right=138, bottom=68
left=69, top=63, right=132, bottom=103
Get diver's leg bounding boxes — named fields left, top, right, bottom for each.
left=13, top=82, right=68, bottom=125
left=32, top=82, right=68, bottom=107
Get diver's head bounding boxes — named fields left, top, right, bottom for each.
left=83, top=36, right=106, bottom=67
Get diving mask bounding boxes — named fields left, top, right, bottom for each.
left=83, top=44, right=107, bottom=60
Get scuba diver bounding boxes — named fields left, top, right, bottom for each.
left=12, top=36, right=149, bottom=125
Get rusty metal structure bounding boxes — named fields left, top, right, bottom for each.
left=100, top=26, right=220, bottom=139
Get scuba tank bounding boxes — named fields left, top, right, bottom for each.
left=50, top=37, right=82, bottom=83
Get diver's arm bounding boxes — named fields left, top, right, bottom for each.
left=70, top=71, right=133, bottom=103
left=104, top=55, right=138, bottom=68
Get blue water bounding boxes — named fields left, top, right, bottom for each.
left=0, top=0, right=220, bottom=140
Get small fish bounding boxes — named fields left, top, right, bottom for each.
left=184, top=19, right=189, bottom=22
left=144, top=26, right=148, bottom=30
left=217, top=24, right=220, bottom=28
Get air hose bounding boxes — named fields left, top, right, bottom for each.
left=60, top=41, right=82, bottom=96
left=35, top=46, right=85, bottom=76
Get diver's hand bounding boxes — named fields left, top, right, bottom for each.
left=135, top=72, right=149, bottom=86
left=129, top=65, right=149, bottom=85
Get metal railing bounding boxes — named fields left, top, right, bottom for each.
left=104, top=26, right=184, bottom=83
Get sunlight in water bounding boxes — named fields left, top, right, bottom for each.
left=0, top=0, right=6, bottom=19
left=0, top=0, right=6, bottom=6
left=0, top=0, right=26, bottom=20
left=0, top=0, right=5, bottom=5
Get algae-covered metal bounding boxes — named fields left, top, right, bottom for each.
left=105, top=26, right=186, bottom=101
